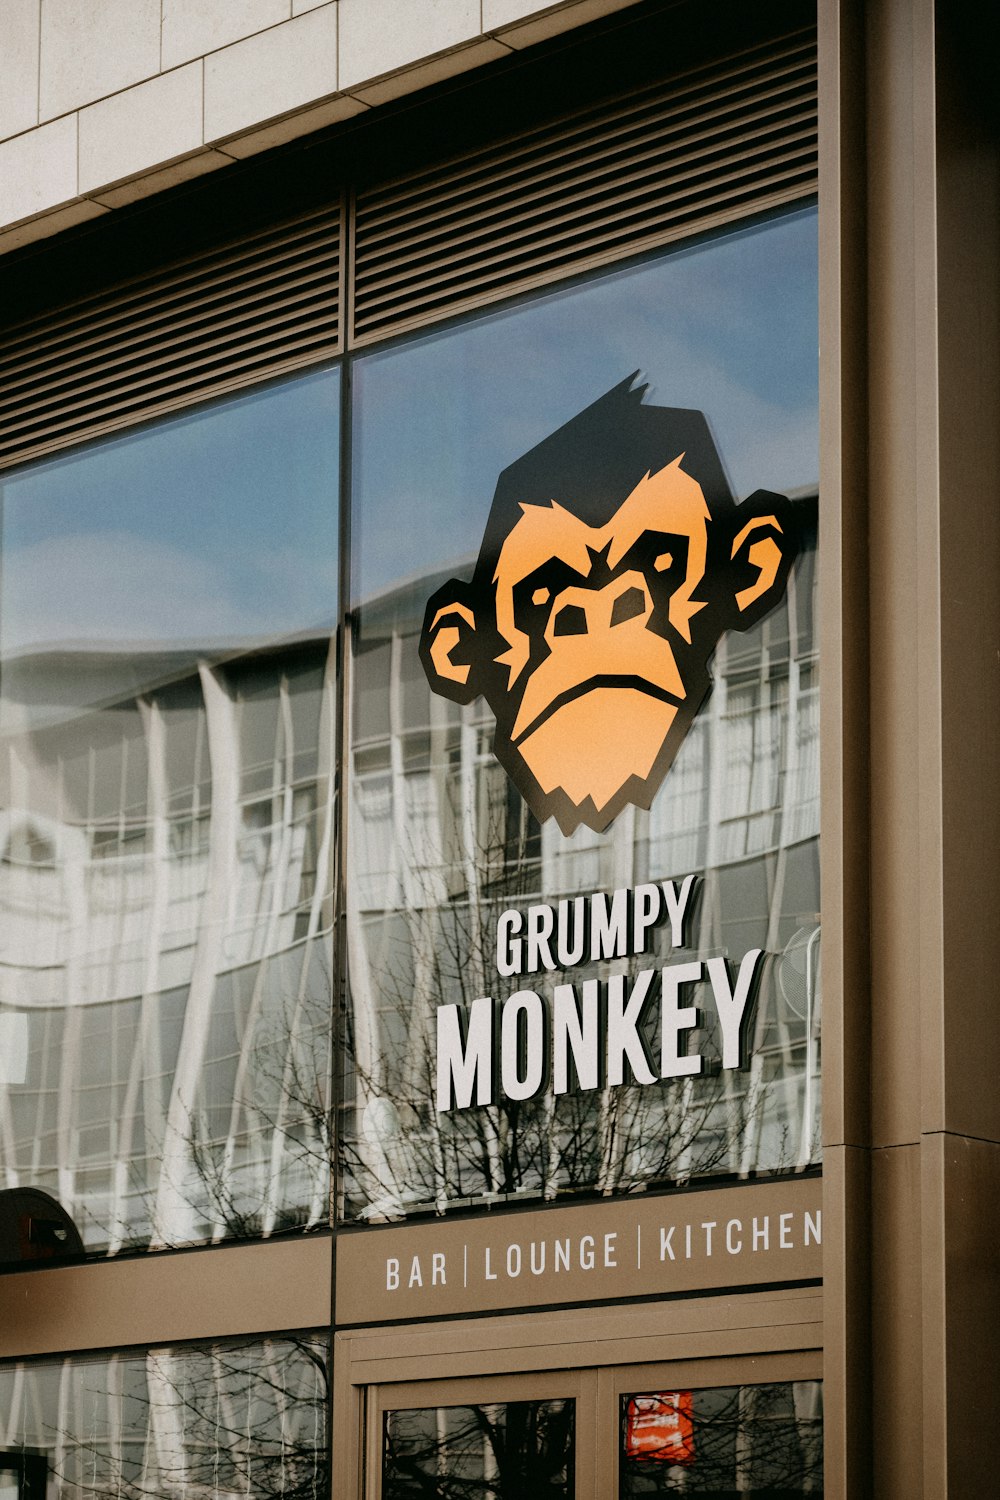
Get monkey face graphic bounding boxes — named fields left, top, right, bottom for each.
left=420, top=377, right=796, bottom=835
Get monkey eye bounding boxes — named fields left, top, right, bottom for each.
left=531, top=586, right=550, bottom=606
left=622, top=530, right=689, bottom=582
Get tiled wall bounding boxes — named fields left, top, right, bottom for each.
left=0, top=0, right=642, bottom=253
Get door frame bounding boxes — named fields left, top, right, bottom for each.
left=334, top=1285, right=822, bottom=1500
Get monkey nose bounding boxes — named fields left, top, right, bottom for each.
left=610, top=586, right=647, bottom=627
left=549, top=574, right=651, bottom=639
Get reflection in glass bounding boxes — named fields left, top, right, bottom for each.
left=342, top=210, right=819, bottom=1222
left=0, top=371, right=339, bottom=1255
left=0, top=1337, right=328, bottom=1499
left=384, top=1400, right=574, bottom=1499
left=621, top=1382, right=822, bottom=1496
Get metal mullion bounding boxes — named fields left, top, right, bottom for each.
left=329, top=182, right=355, bottom=1496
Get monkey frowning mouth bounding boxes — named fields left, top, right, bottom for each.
left=512, top=673, right=684, bottom=747
left=419, top=375, right=796, bottom=835
left=516, top=682, right=682, bottom=822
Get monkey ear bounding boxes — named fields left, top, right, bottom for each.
left=727, top=491, right=796, bottom=628
left=419, top=581, right=481, bottom=705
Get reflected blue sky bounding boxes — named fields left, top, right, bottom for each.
left=0, top=367, right=340, bottom=654
left=1, top=209, right=818, bottom=645
left=353, top=207, right=817, bottom=599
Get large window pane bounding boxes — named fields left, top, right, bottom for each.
left=342, top=209, right=818, bottom=1222
left=0, top=370, right=339, bottom=1256
left=0, top=1336, right=329, bottom=1498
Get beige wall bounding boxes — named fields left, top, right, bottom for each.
left=0, top=0, right=642, bottom=253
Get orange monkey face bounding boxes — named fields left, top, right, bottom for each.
left=420, top=378, right=795, bottom=834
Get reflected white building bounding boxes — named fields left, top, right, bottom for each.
left=0, top=635, right=336, bottom=1254
left=0, top=1337, right=328, bottom=1499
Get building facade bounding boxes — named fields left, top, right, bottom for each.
left=0, top=2, right=997, bottom=1496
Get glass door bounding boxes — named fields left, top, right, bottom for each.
left=364, top=1358, right=822, bottom=1498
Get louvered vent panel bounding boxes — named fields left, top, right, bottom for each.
left=0, top=204, right=342, bottom=469
left=352, top=31, right=817, bottom=345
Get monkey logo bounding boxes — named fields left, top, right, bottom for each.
left=420, top=376, right=797, bottom=835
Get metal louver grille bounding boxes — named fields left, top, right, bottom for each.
left=0, top=204, right=343, bottom=469
left=352, top=29, right=817, bottom=345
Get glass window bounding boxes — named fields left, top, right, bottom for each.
left=342, top=207, right=819, bottom=1223
left=0, top=1336, right=329, bottom=1498
left=0, top=369, right=339, bottom=1256
left=621, top=1381, right=823, bottom=1496
left=384, top=1399, right=574, bottom=1499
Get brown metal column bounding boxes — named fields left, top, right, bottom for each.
left=823, top=0, right=1000, bottom=1494
left=928, top=3, right=1000, bottom=1492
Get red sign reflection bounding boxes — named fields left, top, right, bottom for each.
left=624, top=1392, right=695, bottom=1464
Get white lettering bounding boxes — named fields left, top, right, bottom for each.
left=432, top=1252, right=446, bottom=1286
left=661, top=875, right=696, bottom=948
left=496, top=910, right=523, bottom=978
left=805, top=1210, right=822, bottom=1246
left=607, top=969, right=656, bottom=1086
left=660, top=961, right=703, bottom=1078
left=632, top=883, right=661, bottom=953
left=591, top=887, right=630, bottom=961
left=660, top=1226, right=676, bottom=1262
left=604, top=1232, right=618, bottom=1268
left=580, top=1235, right=596, bottom=1270
left=526, top=904, right=556, bottom=973
left=752, top=1216, right=769, bottom=1251
left=702, top=1220, right=716, bottom=1255
left=780, top=1212, right=793, bottom=1249
left=530, top=1241, right=546, bottom=1275
left=556, top=897, right=586, bottom=967
left=507, top=1243, right=522, bottom=1278
left=436, top=997, right=494, bottom=1110
left=555, top=1238, right=571, bottom=1272
left=484, top=1247, right=497, bottom=1281
left=501, top=990, right=546, bottom=1100
left=552, top=980, right=600, bottom=1094
left=726, top=1219, right=743, bottom=1255
left=707, top=950, right=763, bottom=1070
left=386, top=1258, right=400, bottom=1291
left=408, top=1256, right=423, bottom=1289
left=439, top=883, right=774, bottom=1115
